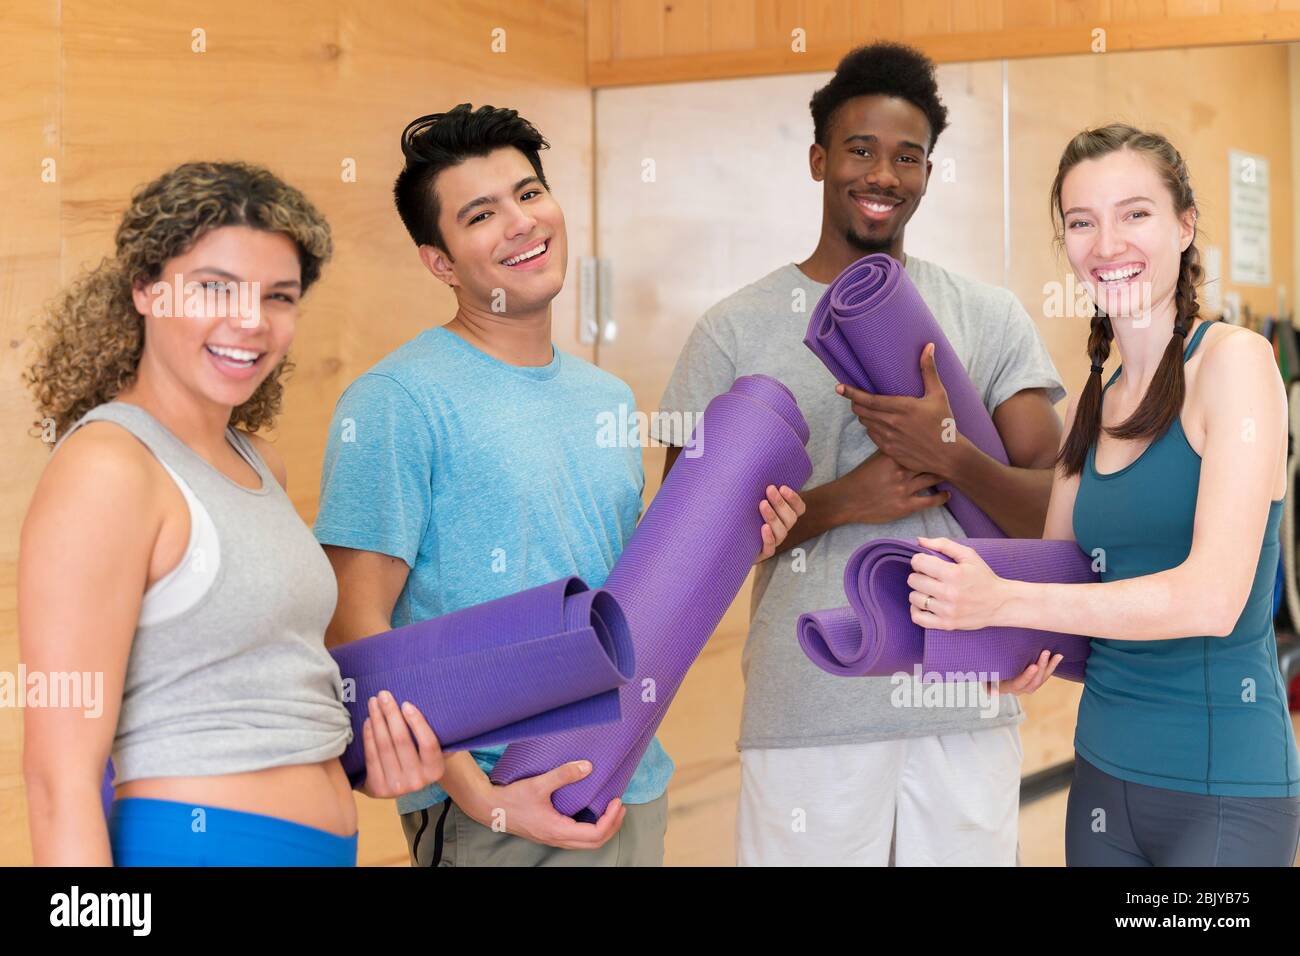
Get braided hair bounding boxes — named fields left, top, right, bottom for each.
left=1050, top=124, right=1203, bottom=476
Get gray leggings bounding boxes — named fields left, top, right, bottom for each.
left=1065, top=754, right=1300, bottom=866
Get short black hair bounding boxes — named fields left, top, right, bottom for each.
left=809, top=42, right=949, bottom=153
left=393, top=104, right=550, bottom=251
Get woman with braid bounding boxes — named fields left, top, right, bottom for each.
left=908, top=125, right=1299, bottom=866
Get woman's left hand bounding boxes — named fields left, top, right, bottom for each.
left=756, top=484, right=806, bottom=563
left=907, top=535, right=1007, bottom=631
left=358, top=691, right=445, bottom=799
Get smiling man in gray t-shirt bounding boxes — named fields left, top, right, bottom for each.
left=653, top=43, right=1067, bottom=865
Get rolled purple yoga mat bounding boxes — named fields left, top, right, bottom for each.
left=330, top=576, right=635, bottom=788
left=493, top=375, right=813, bottom=820
left=101, top=759, right=114, bottom=819
left=804, top=253, right=1007, bottom=538
left=798, top=537, right=1098, bottom=683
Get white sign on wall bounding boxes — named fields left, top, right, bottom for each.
left=1229, top=149, right=1270, bottom=286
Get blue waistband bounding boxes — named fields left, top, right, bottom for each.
left=108, top=797, right=357, bottom=867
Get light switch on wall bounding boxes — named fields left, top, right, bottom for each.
left=599, top=258, right=617, bottom=343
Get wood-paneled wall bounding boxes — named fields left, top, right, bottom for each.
left=1008, top=43, right=1295, bottom=402
left=0, top=0, right=592, bottom=868
left=588, top=0, right=1300, bottom=85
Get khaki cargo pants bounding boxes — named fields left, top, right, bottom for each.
left=401, top=793, right=668, bottom=866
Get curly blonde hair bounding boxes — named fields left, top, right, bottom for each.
left=24, top=161, right=333, bottom=439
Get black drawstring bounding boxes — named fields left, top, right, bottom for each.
left=410, top=808, right=430, bottom=863
left=429, top=800, right=453, bottom=866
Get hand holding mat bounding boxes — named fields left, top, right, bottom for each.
left=329, top=576, right=635, bottom=788
left=493, top=375, right=813, bottom=820
left=804, top=253, right=1007, bottom=538
left=798, top=537, right=1098, bottom=683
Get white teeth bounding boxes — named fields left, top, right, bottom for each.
left=859, top=199, right=896, bottom=213
left=503, top=242, right=546, bottom=266
left=207, top=344, right=260, bottom=364
left=1098, top=265, right=1143, bottom=282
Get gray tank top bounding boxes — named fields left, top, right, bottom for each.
left=59, top=401, right=352, bottom=783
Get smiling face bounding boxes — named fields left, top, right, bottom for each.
left=812, top=94, right=932, bottom=256
left=130, top=224, right=302, bottom=409
left=422, top=146, right=567, bottom=316
left=1059, top=148, right=1196, bottom=322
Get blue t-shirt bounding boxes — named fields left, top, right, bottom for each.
left=314, top=326, right=674, bottom=814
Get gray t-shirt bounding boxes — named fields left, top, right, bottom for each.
left=653, top=256, right=1068, bottom=750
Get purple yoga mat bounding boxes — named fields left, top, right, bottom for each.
left=492, top=375, right=813, bottom=820
left=798, top=537, right=1098, bottom=683
left=330, top=576, right=635, bottom=788
left=101, top=760, right=114, bottom=819
left=804, top=253, right=1008, bottom=538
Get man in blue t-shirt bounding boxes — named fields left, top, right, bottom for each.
left=314, top=104, right=804, bottom=866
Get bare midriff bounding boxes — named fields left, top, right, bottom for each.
left=115, top=756, right=357, bottom=836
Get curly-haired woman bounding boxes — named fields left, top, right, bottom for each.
left=20, top=162, right=443, bottom=866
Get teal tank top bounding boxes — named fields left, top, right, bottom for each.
left=1072, top=319, right=1299, bottom=797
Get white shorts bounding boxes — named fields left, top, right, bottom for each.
left=736, top=726, right=1023, bottom=866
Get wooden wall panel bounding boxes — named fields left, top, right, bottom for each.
left=1, top=0, right=591, bottom=867
left=664, top=0, right=711, bottom=55
left=588, top=0, right=1300, bottom=86
left=852, top=0, right=904, bottom=41
left=0, top=0, right=65, bottom=872
left=1007, top=44, right=1295, bottom=403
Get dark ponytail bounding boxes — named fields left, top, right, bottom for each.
left=1051, top=124, right=1203, bottom=477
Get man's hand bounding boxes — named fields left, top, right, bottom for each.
left=993, top=650, right=1065, bottom=695
left=838, top=450, right=950, bottom=526
left=462, top=761, right=626, bottom=850
left=838, top=343, right=964, bottom=477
